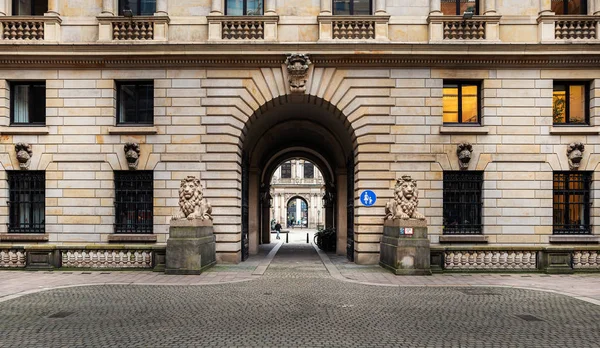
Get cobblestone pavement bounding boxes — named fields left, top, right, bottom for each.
left=2, top=243, right=600, bottom=347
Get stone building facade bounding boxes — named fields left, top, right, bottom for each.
left=0, top=0, right=599, bottom=271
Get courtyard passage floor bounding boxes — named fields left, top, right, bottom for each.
left=1, top=235, right=600, bottom=347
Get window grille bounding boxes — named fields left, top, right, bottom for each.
left=10, top=81, right=46, bottom=125
left=553, top=172, right=592, bottom=234
left=114, top=171, right=153, bottom=234
left=8, top=171, right=45, bottom=233
left=443, top=171, right=483, bottom=234
left=116, top=81, right=154, bottom=125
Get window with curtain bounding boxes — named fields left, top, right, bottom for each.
left=12, top=0, right=47, bottom=15
left=225, top=0, right=264, bottom=15
left=117, top=81, right=154, bottom=125
left=443, top=81, right=481, bottom=124
left=8, top=171, right=45, bottom=233
left=119, top=0, right=157, bottom=15
left=440, top=0, right=478, bottom=15
left=333, top=0, right=372, bottom=15
left=551, top=0, right=587, bottom=14
left=553, top=81, right=589, bottom=125
left=10, top=82, right=46, bottom=125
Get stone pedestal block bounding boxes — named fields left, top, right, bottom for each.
left=379, top=219, right=431, bottom=275
left=165, top=220, right=216, bottom=275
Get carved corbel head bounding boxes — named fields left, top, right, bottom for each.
left=285, top=53, right=312, bottom=93
left=124, top=142, right=141, bottom=170
left=456, top=142, right=473, bottom=170
left=15, top=143, right=33, bottom=170
left=567, top=142, right=585, bottom=170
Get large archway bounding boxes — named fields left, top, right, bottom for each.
left=240, top=96, right=356, bottom=262
left=286, top=196, right=309, bottom=228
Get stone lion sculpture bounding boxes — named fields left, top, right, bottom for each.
left=15, top=143, right=33, bottom=170
left=567, top=142, right=585, bottom=170
left=385, top=175, right=425, bottom=220
left=172, top=176, right=212, bottom=221
left=124, top=142, right=140, bottom=170
left=457, top=142, right=473, bottom=170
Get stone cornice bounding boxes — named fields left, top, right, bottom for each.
left=0, top=43, right=599, bottom=68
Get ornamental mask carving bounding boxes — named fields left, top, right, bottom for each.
left=385, top=175, right=425, bottom=220
left=171, top=176, right=212, bottom=221
left=456, top=142, right=473, bottom=170
left=15, top=143, right=32, bottom=170
left=124, top=142, right=140, bottom=170
left=285, top=53, right=311, bottom=93
left=567, top=142, right=585, bottom=170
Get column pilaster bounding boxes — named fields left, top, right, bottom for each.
left=375, top=0, right=387, bottom=14
left=211, top=0, right=223, bottom=15
left=320, top=0, right=332, bottom=14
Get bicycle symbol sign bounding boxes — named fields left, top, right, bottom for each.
left=360, top=190, right=377, bottom=206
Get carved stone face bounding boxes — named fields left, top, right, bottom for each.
left=567, top=142, right=585, bottom=169
left=400, top=180, right=416, bottom=200
left=182, top=180, right=198, bottom=200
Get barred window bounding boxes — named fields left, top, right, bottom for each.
left=281, top=161, right=291, bottom=179
left=443, top=171, right=483, bottom=234
left=114, top=171, right=153, bottom=234
left=117, top=81, right=154, bottom=125
left=8, top=171, right=45, bottom=233
left=304, top=162, right=314, bottom=179
left=10, top=81, right=46, bottom=125
left=12, top=0, right=47, bottom=15
left=225, top=0, right=264, bottom=15
left=119, top=0, right=156, bottom=16
left=553, top=172, right=592, bottom=234
left=333, top=0, right=372, bottom=15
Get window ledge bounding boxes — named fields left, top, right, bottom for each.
left=439, top=235, right=488, bottom=243
left=0, top=126, right=49, bottom=135
left=108, top=234, right=157, bottom=243
left=108, top=126, right=158, bottom=135
left=0, top=233, right=48, bottom=242
left=439, top=126, right=489, bottom=134
left=549, top=126, right=599, bottom=135
left=550, top=235, right=599, bottom=243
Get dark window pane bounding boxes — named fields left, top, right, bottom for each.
left=226, top=0, right=244, bottom=15
left=8, top=171, right=45, bottom=233
left=115, top=171, right=153, bottom=234
left=12, top=84, right=30, bottom=123
left=33, top=0, right=47, bottom=15
left=443, top=171, right=483, bottom=234
left=281, top=161, right=291, bottom=179
left=304, top=162, right=314, bottom=179
left=31, top=84, right=46, bottom=124
left=551, top=0, right=565, bottom=14
left=119, top=84, right=138, bottom=123
left=118, top=81, right=153, bottom=125
left=13, top=0, right=46, bottom=15
left=139, top=0, right=156, bottom=15
left=138, top=84, right=154, bottom=124
left=354, top=0, right=371, bottom=14
left=334, top=0, right=351, bottom=15
left=11, top=82, right=45, bottom=125
left=246, top=0, right=263, bottom=15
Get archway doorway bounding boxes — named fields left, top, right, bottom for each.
left=240, top=96, right=356, bottom=262
left=287, top=196, right=308, bottom=228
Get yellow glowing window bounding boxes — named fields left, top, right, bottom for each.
left=553, top=82, right=589, bottom=125
left=443, top=82, right=480, bottom=124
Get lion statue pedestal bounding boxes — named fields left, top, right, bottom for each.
left=165, top=176, right=216, bottom=275
left=379, top=175, right=431, bottom=276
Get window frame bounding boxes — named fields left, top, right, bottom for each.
left=440, top=0, right=479, bottom=15
left=9, top=81, right=46, bottom=126
left=116, top=80, right=154, bottom=126
left=224, top=0, right=265, bottom=15
left=332, top=0, right=373, bottom=15
left=304, top=162, right=315, bottom=179
left=114, top=170, right=154, bottom=234
left=7, top=170, right=45, bottom=234
left=118, top=0, right=157, bottom=16
left=281, top=161, right=292, bottom=179
left=11, top=0, right=47, bottom=15
left=552, top=81, right=590, bottom=126
left=552, top=171, right=592, bottom=235
left=552, top=0, right=587, bottom=14
left=442, top=80, right=482, bottom=125
left=442, top=171, right=484, bottom=235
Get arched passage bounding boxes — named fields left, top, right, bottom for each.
left=286, top=196, right=309, bottom=228
left=241, top=96, right=357, bottom=261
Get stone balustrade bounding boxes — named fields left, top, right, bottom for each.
left=428, top=15, right=501, bottom=41
left=97, top=16, right=169, bottom=42
left=208, top=16, right=278, bottom=41
left=538, top=15, right=600, bottom=42
left=0, top=16, right=61, bottom=41
left=318, top=15, right=390, bottom=42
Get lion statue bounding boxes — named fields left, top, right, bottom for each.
left=172, top=176, right=212, bottom=221
left=385, top=175, right=425, bottom=220
left=567, top=142, right=585, bottom=170
left=15, top=143, right=33, bottom=170
left=124, top=142, right=140, bottom=170
left=457, top=142, right=473, bottom=170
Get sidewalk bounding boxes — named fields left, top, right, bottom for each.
left=2, top=240, right=600, bottom=307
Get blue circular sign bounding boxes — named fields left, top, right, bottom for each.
left=360, top=190, right=377, bottom=206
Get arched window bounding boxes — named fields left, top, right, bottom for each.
left=226, top=0, right=264, bottom=15
left=12, top=0, right=47, bottom=15
left=119, top=0, right=156, bottom=16
left=441, top=0, right=478, bottom=15
left=333, top=0, right=372, bottom=15
left=551, top=0, right=587, bottom=14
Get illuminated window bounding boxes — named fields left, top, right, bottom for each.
left=333, top=0, right=372, bottom=15
left=551, top=0, right=587, bottom=14
left=226, top=0, right=264, bottom=15
left=553, top=82, right=589, bottom=125
left=553, top=172, right=591, bottom=234
left=440, top=0, right=478, bottom=15
left=443, top=81, right=481, bottom=124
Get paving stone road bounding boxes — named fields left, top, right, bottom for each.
left=2, top=242, right=600, bottom=347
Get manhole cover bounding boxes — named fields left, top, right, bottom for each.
left=457, top=289, right=498, bottom=296
left=516, top=314, right=544, bottom=322
left=48, top=311, right=74, bottom=319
